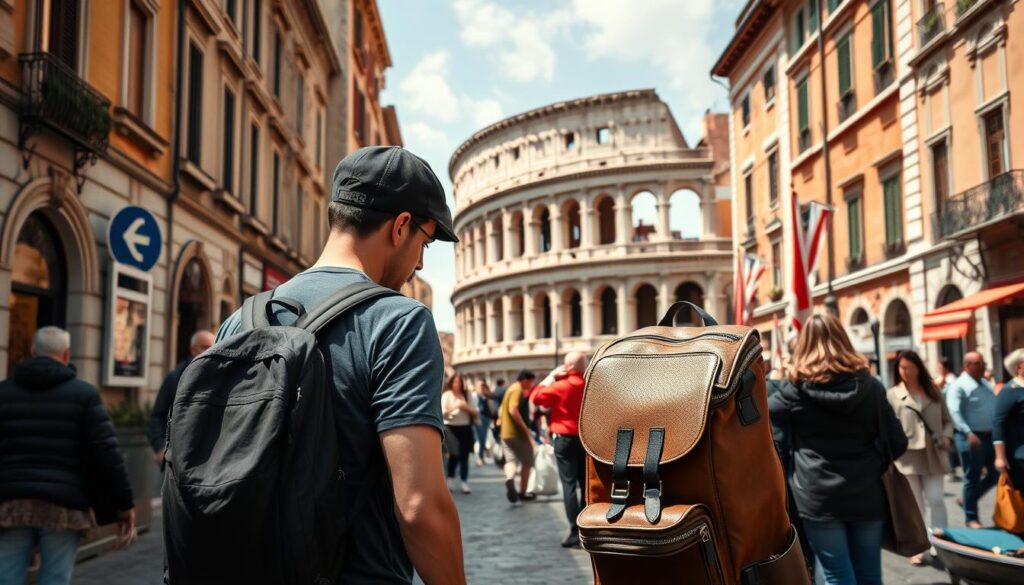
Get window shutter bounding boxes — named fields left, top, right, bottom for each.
left=838, top=36, right=852, bottom=96
left=808, top=0, right=818, bottom=28
left=222, top=89, right=235, bottom=193
left=848, top=197, right=861, bottom=259
left=828, top=0, right=840, bottom=12
left=884, top=177, right=903, bottom=244
left=798, top=79, right=809, bottom=131
left=872, top=2, right=885, bottom=67
left=50, top=0, right=80, bottom=69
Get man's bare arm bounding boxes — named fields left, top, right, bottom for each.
left=380, top=425, right=466, bottom=585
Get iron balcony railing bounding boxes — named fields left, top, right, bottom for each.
left=956, top=0, right=979, bottom=17
left=933, top=170, right=1024, bottom=239
left=918, top=2, right=945, bottom=46
left=19, top=52, right=111, bottom=157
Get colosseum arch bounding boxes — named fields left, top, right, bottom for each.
left=595, top=194, right=616, bottom=245
left=510, top=293, right=525, bottom=341
left=561, top=199, right=582, bottom=249
left=634, top=282, right=659, bottom=329
left=491, top=215, right=504, bottom=262
left=597, top=285, right=618, bottom=335
left=533, top=205, right=552, bottom=253
left=630, top=190, right=657, bottom=242
left=476, top=223, right=488, bottom=266
left=534, top=291, right=552, bottom=339
left=510, top=210, right=525, bottom=258
left=669, top=188, right=701, bottom=240
left=561, top=287, right=582, bottom=337
left=672, top=281, right=705, bottom=325
left=492, top=296, right=504, bottom=342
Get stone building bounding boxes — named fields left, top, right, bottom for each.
left=449, top=90, right=733, bottom=385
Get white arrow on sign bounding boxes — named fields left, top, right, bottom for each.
left=125, top=217, right=151, bottom=263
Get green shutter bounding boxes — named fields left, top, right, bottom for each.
left=838, top=36, right=852, bottom=96
left=798, top=79, right=809, bottom=131
left=793, top=11, right=805, bottom=52
left=872, top=1, right=886, bottom=67
left=884, top=177, right=903, bottom=245
left=848, top=197, right=862, bottom=260
left=829, top=0, right=840, bottom=13
left=808, top=0, right=818, bottom=29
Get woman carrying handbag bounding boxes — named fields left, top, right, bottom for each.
left=994, top=349, right=1024, bottom=532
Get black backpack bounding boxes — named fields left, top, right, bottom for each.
left=162, top=282, right=396, bottom=585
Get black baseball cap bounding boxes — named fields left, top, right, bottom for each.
left=331, top=146, right=458, bottom=243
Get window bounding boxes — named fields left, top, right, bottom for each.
left=354, top=6, right=363, bottom=48
left=763, top=65, right=776, bottom=103
left=226, top=0, right=237, bottom=25
left=883, top=172, right=903, bottom=247
left=741, top=94, right=751, bottom=127
left=984, top=107, right=1007, bottom=178
left=273, top=31, right=281, bottom=96
left=792, top=9, right=805, bottom=52
left=837, top=33, right=855, bottom=120
left=597, top=127, right=611, bottom=144
left=744, top=171, right=754, bottom=230
left=316, top=110, right=323, bottom=168
left=797, top=77, right=811, bottom=151
left=296, top=72, right=304, bottom=137
left=872, top=0, right=894, bottom=92
left=807, top=0, right=818, bottom=29
left=295, top=185, right=303, bottom=250
left=272, top=152, right=280, bottom=233
left=251, top=0, right=261, bottom=64
left=186, top=42, right=203, bottom=165
left=847, top=192, right=863, bottom=262
left=768, top=151, right=779, bottom=207
left=127, top=2, right=148, bottom=118
left=512, top=146, right=520, bottom=160
left=249, top=123, right=259, bottom=212
left=771, top=240, right=782, bottom=287
left=828, top=0, right=844, bottom=13
left=565, top=132, right=576, bottom=150
left=354, top=87, right=366, bottom=143
left=222, top=87, right=236, bottom=193
left=932, top=140, right=950, bottom=208
left=46, top=0, right=80, bottom=70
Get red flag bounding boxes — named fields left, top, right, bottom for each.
left=788, top=189, right=833, bottom=334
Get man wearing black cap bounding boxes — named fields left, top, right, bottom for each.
left=216, top=147, right=465, bottom=584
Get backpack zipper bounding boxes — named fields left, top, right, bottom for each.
left=700, top=524, right=726, bottom=585
left=582, top=521, right=705, bottom=549
left=605, top=332, right=742, bottom=352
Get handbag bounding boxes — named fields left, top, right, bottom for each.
left=994, top=473, right=1024, bottom=533
left=877, top=396, right=931, bottom=557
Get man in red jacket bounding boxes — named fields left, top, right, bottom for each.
left=530, top=351, right=587, bottom=547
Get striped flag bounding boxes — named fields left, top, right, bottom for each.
left=771, top=314, right=786, bottom=372
left=788, top=189, right=834, bottom=334
left=733, top=249, right=766, bottom=325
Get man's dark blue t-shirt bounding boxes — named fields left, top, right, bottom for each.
left=218, top=267, right=444, bottom=584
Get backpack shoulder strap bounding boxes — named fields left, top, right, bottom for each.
left=294, top=281, right=398, bottom=335
left=240, top=290, right=274, bottom=330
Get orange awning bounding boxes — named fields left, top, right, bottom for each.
left=921, top=281, right=1024, bottom=342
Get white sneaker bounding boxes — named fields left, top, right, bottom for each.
left=447, top=478, right=456, bottom=492
left=460, top=482, right=472, bottom=494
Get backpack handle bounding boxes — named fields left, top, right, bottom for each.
left=657, top=301, right=718, bottom=327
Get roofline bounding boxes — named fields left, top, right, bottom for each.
left=303, top=0, right=342, bottom=75
left=448, top=89, right=667, bottom=179
left=364, top=0, right=393, bottom=69
left=711, top=0, right=778, bottom=79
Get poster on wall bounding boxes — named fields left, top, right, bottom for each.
left=104, top=263, right=153, bottom=387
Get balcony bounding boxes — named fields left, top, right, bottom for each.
left=918, top=3, right=946, bottom=47
left=933, top=170, right=1024, bottom=240
left=19, top=52, right=111, bottom=176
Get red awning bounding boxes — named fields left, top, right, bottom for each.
left=922, top=281, right=1024, bottom=342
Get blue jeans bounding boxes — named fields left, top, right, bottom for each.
left=0, top=527, right=80, bottom=585
left=475, top=415, right=491, bottom=459
left=955, top=430, right=998, bottom=522
left=802, top=520, right=884, bottom=585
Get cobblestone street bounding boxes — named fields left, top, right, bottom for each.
left=73, top=463, right=995, bottom=584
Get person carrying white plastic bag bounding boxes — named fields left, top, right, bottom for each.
left=527, top=443, right=560, bottom=496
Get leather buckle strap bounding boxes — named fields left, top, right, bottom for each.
left=643, top=427, right=666, bottom=524
left=606, top=428, right=634, bottom=521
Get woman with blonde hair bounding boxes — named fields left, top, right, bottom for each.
left=769, top=313, right=907, bottom=585
left=887, top=349, right=953, bottom=566
left=441, top=374, right=478, bottom=494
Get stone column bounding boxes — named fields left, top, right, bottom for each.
left=581, top=195, right=595, bottom=248
left=475, top=299, right=485, bottom=347
left=658, top=277, right=671, bottom=318
left=486, top=297, right=497, bottom=345
left=501, top=208, right=513, bottom=261
left=484, top=216, right=495, bottom=264
left=581, top=284, right=595, bottom=339
left=549, top=288, right=561, bottom=339
left=476, top=223, right=486, bottom=267
left=549, top=203, right=563, bottom=252
left=523, top=288, right=537, bottom=340
left=701, top=180, right=716, bottom=239
left=616, top=282, right=629, bottom=335
left=704, top=272, right=721, bottom=322
left=656, top=185, right=671, bottom=241
left=501, top=292, right=513, bottom=344
left=527, top=218, right=540, bottom=256
left=615, top=188, right=632, bottom=245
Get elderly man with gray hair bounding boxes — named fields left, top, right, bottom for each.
left=995, top=348, right=1024, bottom=490
left=148, top=329, right=215, bottom=467
left=0, top=327, right=136, bottom=585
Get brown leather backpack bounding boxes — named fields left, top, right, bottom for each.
left=577, top=302, right=810, bottom=585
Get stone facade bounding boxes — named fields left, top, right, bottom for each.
left=449, top=90, right=733, bottom=385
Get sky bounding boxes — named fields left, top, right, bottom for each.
left=378, top=0, right=745, bottom=333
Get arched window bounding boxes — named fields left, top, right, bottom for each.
left=669, top=189, right=701, bottom=239
left=673, top=282, right=705, bottom=326
left=635, top=283, right=658, bottom=328
left=176, top=259, right=211, bottom=363
left=883, top=300, right=913, bottom=386
left=511, top=294, right=525, bottom=340
left=600, top=287, right=618, bottom=335
left=537, top=293, right=552, bottom=338
left=631, top=191, right=657, bottom=242
left=492, top=216, right=504, bottom=261
left=563, top=200, right=581, bottom=249
left=511, top=211, right=525, bottom=257
left=539, top=208, right=552, bottom=253
left=563, top=289, right=582, bottom=337
left=597, top=196, right=616, bottom=245
left=9, top=213, right=67, bottom=374
left=493, top=296, right=504, bottom=342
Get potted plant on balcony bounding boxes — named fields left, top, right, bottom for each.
left=768, top=287, right=784, bottom=303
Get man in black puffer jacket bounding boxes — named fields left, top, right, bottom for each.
left=0, top=326, right=135, bottom=585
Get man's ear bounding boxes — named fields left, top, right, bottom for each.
left=390, top=212, right=411, bottom=245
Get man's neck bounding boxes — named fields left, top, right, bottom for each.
left=313, top=232, right=385, bottom=282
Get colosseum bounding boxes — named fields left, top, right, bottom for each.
left=449, top=89, right=734, bottom=386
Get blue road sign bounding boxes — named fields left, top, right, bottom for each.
left=108, top=206, right=162, bottom=272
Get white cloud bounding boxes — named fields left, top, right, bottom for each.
left=397, top=50, right=504, bottom=127
left=453, top=0, right=571, bottom=82
left=403, top=122, right=451, bottom=154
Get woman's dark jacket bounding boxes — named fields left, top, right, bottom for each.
left=0, top=356, right=134, bottom=516
left=994, top=379, right=1024, bottom=487
left=768, top=370, right=908, bottom=522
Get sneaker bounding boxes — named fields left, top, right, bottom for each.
left=518, top=492, right=537, bottom=501
left=475, top=456, right=484, bottom=467
left=561, top=530, right=580, bottom=548
left=505, top=479, right=519, bottom=503
left=460, top=482, right=472, bottom=494
left=447, top=478, right=456, bottom=492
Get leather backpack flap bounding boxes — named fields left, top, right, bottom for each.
left=579, top=350, right=722, bottom=467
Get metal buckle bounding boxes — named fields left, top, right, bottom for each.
left=644, top=480, right=663, bottom=497
left=610, top=480, right=631, bottom=501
